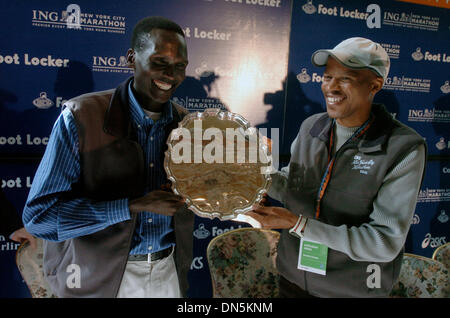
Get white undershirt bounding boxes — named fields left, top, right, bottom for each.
left=334, top=121, right=359, bottom=152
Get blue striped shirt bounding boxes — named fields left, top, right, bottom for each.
left=23, top=81, right=174, bottom=255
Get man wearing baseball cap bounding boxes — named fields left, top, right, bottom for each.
left=248, top=37, right=427, bottom=297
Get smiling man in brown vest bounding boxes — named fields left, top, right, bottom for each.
left=248, top=37, right=426, bottom=297
left=23, top=16, right=194, bottom=298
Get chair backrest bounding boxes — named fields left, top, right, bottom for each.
left=432, top=242, right=450, bottom=271
left=390, top=253, right=449, bottom=298
left=206, top=227, right=280, bottom=298
left=16, top=238, right=57, bottom=298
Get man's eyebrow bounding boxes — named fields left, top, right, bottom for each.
left=151, top=55, right=188, bottom=64
left=345, top=70, right=361, bottom=76
left=151, top=56, right=168, bottom=61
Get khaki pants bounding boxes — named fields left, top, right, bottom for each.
left=117, top=249, right=181, bottom=298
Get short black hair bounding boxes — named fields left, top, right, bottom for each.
left=131, top=16, right=185, bottom=50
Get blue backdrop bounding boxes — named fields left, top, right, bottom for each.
left=0, top=0, right=448, bottom=298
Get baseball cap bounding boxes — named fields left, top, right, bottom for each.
left=311, top=37, right=390, bottom=81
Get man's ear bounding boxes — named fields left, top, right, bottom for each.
left=370, top=77, right=384, bottom=95
left=126, top=49, right=135, bottom=68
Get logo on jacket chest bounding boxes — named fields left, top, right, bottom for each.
left=351, top=155, right=375, bottom=175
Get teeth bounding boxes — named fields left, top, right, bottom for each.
left=154, top=80, right=172, bottom=91
left=327, top=96, right=344, bottom=104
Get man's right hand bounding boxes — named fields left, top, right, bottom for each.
left=128, top=190, right=185, bottom=216
left=10, top=227, right=37, bottom=250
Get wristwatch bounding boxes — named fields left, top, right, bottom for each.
left=289, top=215, right=308, bottom=238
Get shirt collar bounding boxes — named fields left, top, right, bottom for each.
left=128, top=80, right=173, bottom=127
left=309, top=104, right=392, bottom=153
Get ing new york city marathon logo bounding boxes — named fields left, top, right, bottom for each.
left=32, top=4, right=126, bottom=34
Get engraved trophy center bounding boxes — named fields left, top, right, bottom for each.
left=164, top=108, right=272, bottom=220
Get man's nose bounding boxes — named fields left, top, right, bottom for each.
left=163, top=65, right=175, bottom=78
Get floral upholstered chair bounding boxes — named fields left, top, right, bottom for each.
left=390, top=253, right=449, bottom=298
left=432, top=243, right=450, bottom=272
left=207, top=228, right=280, bottom=298
left=16, top=238, right=57, bottom=298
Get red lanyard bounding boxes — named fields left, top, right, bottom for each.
left=314, top=118, right=373, bottom=219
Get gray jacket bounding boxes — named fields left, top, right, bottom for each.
left=271, top=104, right=426, bottom=297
